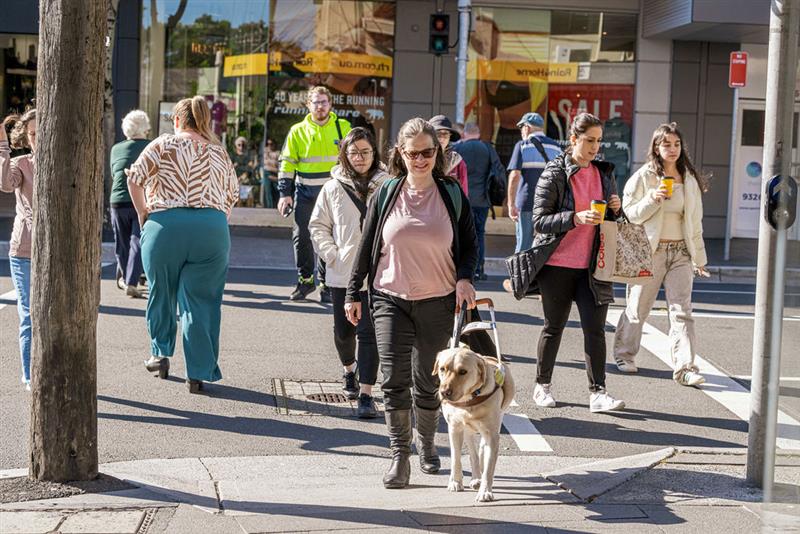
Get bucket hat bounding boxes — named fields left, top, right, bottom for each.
left=428, top=115, right=461, bottom=142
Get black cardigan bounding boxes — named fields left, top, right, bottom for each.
left=345, top=176, right=478, bottom=303
left=530, top=153, right=619, bottom=305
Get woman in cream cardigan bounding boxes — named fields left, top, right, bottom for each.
left=310, top=127, right=389, bottom=418
left=613, top=122, right=710, bottom=387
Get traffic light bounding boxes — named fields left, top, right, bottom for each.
left=429, top=13, right=449, bottom=55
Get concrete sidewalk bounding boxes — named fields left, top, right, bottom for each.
left=1, top=448, right=798, bottom=533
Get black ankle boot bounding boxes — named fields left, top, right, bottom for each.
left=383, top=409, right=412, bottom=489
left=415, top=407, right=441, bottom=474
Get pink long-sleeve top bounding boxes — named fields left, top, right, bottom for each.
left=0, top=140, right=34, bottom=258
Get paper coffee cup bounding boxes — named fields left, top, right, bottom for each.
left=661, top=176, right=674, bottom=197
left=590, top=200, right=607, bottom=222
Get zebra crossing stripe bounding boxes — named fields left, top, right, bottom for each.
left=502, top=399, right=553, bottom=452
left=606, top=309, right=800, bottom=450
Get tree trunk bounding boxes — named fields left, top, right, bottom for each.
left=30, top=0, right=105, bottom=482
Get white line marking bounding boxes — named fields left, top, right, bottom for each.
left=502, top=412, right=553, bottom=452
left=644, top=310, right=800, bottom=322
left=614, top=288, right=800, bottom=297
left=606, top=309, right=800, bottom=450
left=0, top=289, right=16, bottom=310
left=736, top=376, right=800, bottom=382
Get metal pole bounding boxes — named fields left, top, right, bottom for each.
left=746, top=0, right=800, bottom=490
left=455, top=0, right=471, bottom=124
left=724, top=87, right=739, bottom=261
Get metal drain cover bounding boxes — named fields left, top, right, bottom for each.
left=306, top=392, right=350, bottom=403
left=271, top=378, right=384, bottom=416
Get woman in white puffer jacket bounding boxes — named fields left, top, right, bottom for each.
left=613, top=122, right=710, bottom=387
left=310, top=127, right=389, bottom=418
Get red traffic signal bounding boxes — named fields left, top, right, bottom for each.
left=429, top=14, right=450, bottom=55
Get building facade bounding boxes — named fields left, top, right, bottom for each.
left=1, top=0, right=798, bottom=241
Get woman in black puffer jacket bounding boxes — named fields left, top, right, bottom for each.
left=528, top=113, right=626, bottom=414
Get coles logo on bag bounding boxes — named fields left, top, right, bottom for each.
left=597, top=232, right=606, bottom=268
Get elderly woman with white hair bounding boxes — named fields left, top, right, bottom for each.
left=110, top=109, right=151, bottom=298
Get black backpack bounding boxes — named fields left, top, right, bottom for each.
left=483, top=142, right=507, bottom=218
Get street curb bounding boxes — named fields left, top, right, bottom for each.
left=3, top=242, right=797, bottom=284
left=541, top=447, right=676, bottom=502
left=481, top=256, right=800, bottom=283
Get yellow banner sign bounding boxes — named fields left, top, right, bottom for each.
left=225, top=50, right=393, bottom=78
left=468, top=59, right=578, bottom=83
left=288, top=51, right=393, bottom=78
left=223, top=53, right=269, bottom=77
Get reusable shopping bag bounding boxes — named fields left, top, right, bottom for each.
left=593, top=217, right=654, bottom=284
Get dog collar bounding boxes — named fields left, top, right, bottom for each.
left=448, top=384, right=500, bottom=408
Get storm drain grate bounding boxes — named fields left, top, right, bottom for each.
left=271, top=378, right=384, bottom=416
left=306, top=392, right=350, bottom=403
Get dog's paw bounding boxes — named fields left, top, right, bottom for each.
left=468, top=478, right=482, bottom=490
left=448, top=479, right=464, bottom=492
left=475, top=488, right=495, bottom=502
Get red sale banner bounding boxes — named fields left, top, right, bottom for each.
left=546, top=84, right=634, bottom=138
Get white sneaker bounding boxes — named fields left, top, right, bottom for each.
left=678, top=371, right=706, bottom=387
left=533, top=383, right=556, bottom=408
left=615, top=360, right=638, bottom=373
left=590, top=390, right=625, bottom=413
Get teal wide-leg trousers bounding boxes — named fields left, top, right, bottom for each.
left=141, top=208, right=230, bottom=382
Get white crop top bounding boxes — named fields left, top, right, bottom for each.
left=660, top=183, right=684, bottom=241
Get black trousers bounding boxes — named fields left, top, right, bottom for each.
left=371, top=290, right=456, bottom=412
left=330, top=287, right=379, bottom=386
left=110, top=205, right=144, bottom=286
left=536, top=265, right=608, bottom=392
left=292, top=184, right=326, bottom=283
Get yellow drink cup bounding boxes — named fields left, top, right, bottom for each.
left=590, top=200, right=607, bottom=223
left=661, top=176, right=674, bottom=198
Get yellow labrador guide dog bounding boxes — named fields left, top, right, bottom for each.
left=435, top=298, right=515, bottom=502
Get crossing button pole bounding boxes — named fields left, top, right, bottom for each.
left=746, top=0, right=800, bottom=495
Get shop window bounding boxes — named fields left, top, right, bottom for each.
left=266, top=1, right=395, bottom=151
left=0, top=33, right=38, bottom=117
left=140, top=0, right=394, bottom=209
left=466, top=7, right=636, bottom=180
left=741, top=109, right=765, bottom=147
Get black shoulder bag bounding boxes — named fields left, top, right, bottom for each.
left=337, top=181, right=367, bottom=228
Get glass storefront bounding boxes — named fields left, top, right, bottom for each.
left=466, top=7, right=636, bottom=186
left=0, top=33, right=38, bottom=117
left=139, top=0, right=394, bottom=208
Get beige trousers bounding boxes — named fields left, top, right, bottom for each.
left=613, top=241, right=698, bottom=380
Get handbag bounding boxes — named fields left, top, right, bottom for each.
left=504, top=247, right=538, bottom=300
left=593, top=216, right=654, bottom=284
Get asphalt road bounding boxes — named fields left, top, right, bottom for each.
left=1, top=264, right=798, bottom=470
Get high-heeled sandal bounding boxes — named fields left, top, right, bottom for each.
left=144, top=356, right=169, bottom=379
left=187, top=379, right=203, bottom=393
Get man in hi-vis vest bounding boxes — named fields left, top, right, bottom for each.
left=278, top=86, right=351, bottom=302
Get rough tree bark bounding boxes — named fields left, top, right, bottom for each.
left=29, top=0, right=106, bottom=482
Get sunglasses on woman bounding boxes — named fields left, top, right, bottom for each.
left=402, top=147, right=437, bottom=160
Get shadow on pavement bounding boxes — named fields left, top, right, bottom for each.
left=534, top=413, right=745, bottom=449
left=97, top=394, right=389, bottom=457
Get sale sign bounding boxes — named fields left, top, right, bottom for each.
left=547, top=84, right=634, bottom=135
left=729, top=52, right=748, bottom=88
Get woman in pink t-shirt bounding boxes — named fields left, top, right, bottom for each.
left=529, top=113, right=626, bottom=413
left=344, top=118, right=478, bottom=490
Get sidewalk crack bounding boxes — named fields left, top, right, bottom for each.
left=197, top=458, right=223, bottom=514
